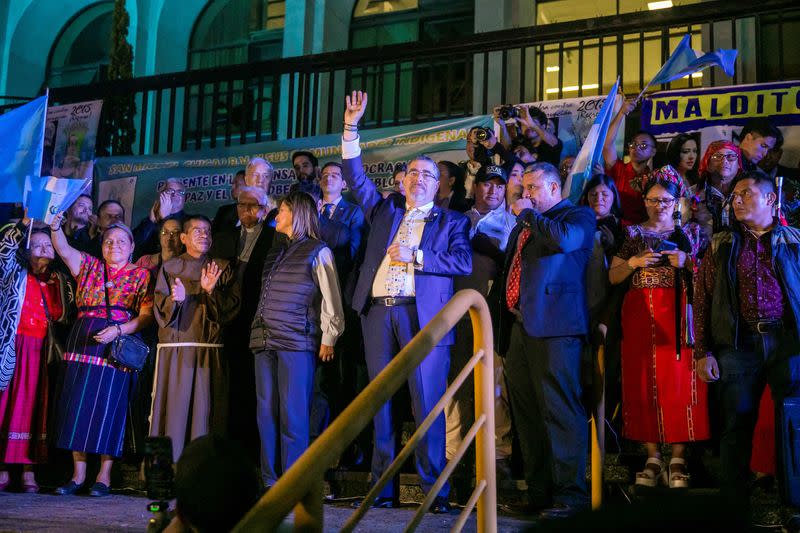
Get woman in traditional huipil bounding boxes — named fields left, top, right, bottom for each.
left=50, top=215, right=153, bottom=497
left=0, top=217, right=73, bottom=492
left=609, top=170, right=710, bottom=489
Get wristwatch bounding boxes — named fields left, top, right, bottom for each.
left=413, top=248, right=424, bottom=268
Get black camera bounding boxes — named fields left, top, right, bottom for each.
left=474, top=127, right=493, bottom=142
left=497, top=105, right=520, bottom=121
left=145, top=436, right=175, bottom=533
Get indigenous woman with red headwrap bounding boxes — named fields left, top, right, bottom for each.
left=689, top=141, right=743, bottom=242
left=609, top=167, right=710, bottom=490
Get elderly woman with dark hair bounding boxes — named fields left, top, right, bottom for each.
left=49, top=213, right=153, bottom=497
left=250, top=191, right=345, bottom=488
left=0, top=216, right=73, bottom=493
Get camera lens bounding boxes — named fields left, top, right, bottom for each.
left=475, top=128, right=489, bottom=142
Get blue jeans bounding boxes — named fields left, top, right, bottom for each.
left=253, top=349, right=316, bottom=487
left=717, top=329, right=800, bottom=508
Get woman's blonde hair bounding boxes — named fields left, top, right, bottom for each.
left=281, top=191, right=320, bottom=241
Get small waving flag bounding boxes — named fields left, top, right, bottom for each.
left=0, top=95, right=48, bottom=203
left=563, top=77, right=620, bottom=203
left=25, top=175, right=92, bottom=224
left=650, top=34, right=737, bottom=85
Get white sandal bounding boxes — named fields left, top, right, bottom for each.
left=635, top=457, right=667, bottom=487
left=668, top=457, right=690, bottom=488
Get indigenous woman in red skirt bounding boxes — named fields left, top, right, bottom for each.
left=0, top=218, right=71, bottom=493
left=609, top=170, right=710, bottom=488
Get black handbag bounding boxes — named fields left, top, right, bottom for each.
left=103, top=265, right=149, bottom=371
left=37, top=281, right=65, bottom=365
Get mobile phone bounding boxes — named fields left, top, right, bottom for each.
left=655, top=240, right=678, bottom=253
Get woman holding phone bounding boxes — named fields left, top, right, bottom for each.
left=609, top=170, right=709, bottom=489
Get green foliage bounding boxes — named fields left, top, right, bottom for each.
left=99, top=0, right=136, bottom=156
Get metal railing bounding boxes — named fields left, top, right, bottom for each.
left=232, top=289, right=497, bottom=532
left=36, top=0, right=798, bottom=156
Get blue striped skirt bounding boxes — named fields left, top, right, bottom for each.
left=55, top=316, right=133, bottom=457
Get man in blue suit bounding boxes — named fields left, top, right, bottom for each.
left=341, top=91, right=472, bottom=513
left=499, top=161, right=595, bottom=519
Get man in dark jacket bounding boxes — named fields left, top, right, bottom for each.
left=695, top=170, right=800, bottom=513
left=499, top=161, right=595, bottom=518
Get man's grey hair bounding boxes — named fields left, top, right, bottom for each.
left=246, top=157, right=274, bottom=177
left=408, top=155, right=440, bottom=179
left=236, top=186, right=267, bottom=205
left=524, top=162, right=561, bottom=188
left=161, top=177, right=185, bottom=191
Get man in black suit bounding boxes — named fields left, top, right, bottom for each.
left=210, top=186, right=276, bottom=461
left=318, top=162, right=370, bottom=467
left=212, top=170, right=246, bottom=234
left=499, top=161, right=595, bottom=518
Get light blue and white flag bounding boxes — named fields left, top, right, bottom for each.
left=563, top=77, right=620, bottom=203
left=0, top=95, right=48, bottom=203
left=25, top=174, right=92, bottom=224
left=650, top=34, right=737, bottom=85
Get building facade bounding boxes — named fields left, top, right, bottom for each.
left=0, top=0, right=796, bottom=153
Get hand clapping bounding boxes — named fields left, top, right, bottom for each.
left=171, top=277, right=186, bottom=302
left=200, top=261, right=222, bottom=294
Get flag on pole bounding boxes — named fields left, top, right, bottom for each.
left=0, top=95, right=48, bottom=203
left=650, top=34, right=737, bottom=85
left=563, top=77, right=620, bottom=203
left=25, top=175, right=92, bottom=224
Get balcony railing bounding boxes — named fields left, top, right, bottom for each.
left=41, top=0, right=797, bottom=156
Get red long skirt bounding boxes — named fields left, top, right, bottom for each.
left=0, top=334, right=48, bottom=464
left=621, top=287, right=710, bottom=443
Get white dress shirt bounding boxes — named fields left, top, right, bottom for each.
left=312, top=247, right=346, bottom=346
left=342, top=134, right=428, bottom=297
left=371, top=201, right=433, bottom=297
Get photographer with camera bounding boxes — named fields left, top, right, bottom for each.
left=506, top=105, right=562, bottom=166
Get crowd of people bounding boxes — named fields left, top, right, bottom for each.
left=0, top=88, right=797, bottom=525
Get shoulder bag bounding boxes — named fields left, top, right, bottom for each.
left=103, top=265, right=149, bottom=371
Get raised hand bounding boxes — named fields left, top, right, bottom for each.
left=344, top=91, right=368, bottom=126
left=200, top=261, right=222, bottom=294
left=156, top=191, right=172, bottom=221
left=49, top=211, right=65, bottom=232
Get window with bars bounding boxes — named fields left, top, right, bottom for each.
left=46, top=2, right=114, bottom=88
left=188, top=0, right=285, bottom=70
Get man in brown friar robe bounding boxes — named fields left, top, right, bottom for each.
left=151, top=215, right=240, bottom=461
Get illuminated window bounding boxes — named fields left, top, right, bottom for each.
left=353, top=0, right=419, bottom=18
left=535, top=0, right=701, bottom=26
left=189, top=0, right=285, bottom=69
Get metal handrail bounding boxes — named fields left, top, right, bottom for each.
left=232, top=288, right=497, bottom=532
